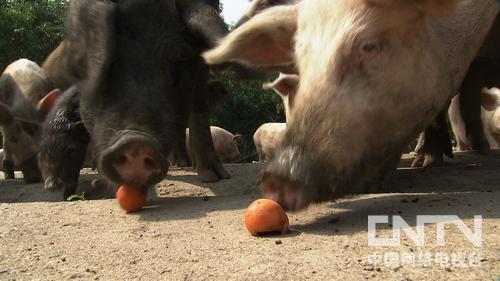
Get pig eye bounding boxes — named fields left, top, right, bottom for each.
left=360, top=39, right=381, bottom=55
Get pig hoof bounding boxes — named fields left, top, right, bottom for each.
left=410, top=154, right=424, bottom=168
left=3, top=160, right=15, bottom=179
left=197, top=166, right=230, bottom=182
left=422, top=154, right=443, bottom=167
left=215, top=165, right=230, bottom=180
left=411, top=153, right=443, bottom=168
left=198, top=169, right=220, bottom=182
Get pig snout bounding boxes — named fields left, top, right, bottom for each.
left=99, top=130, right=168, bottom=187
left=258, top=146, right=324, bottom=211
left=44, top=176, right=79, bottom=200
left=260, top=174, right=310, bottom=211
left=44, top=176, right=65, bottom=191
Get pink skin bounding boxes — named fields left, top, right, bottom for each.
left=210, top=127, right=241, bottom=161
left=187, top=126, right=241, bottom=162
left=112, top=144, right=162, bottom=187
left=480, top=88, right=500, bottom=148
left=253, top=123, right=286, bottom=162
left=260, top=174, right=309, bottom=210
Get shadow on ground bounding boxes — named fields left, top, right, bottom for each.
left=0, top=151, right=498, bottom=231
left=293, top=191, right=498, bottom=236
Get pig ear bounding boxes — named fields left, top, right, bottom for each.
left=37, top=89, right=61, bottom=114
left=203, top=5, right=297, bottom=70
left=263, top=73, right=298, bottom=98
left=232, top=134, right=242, bottom=143
left=179, top=1, right=228, bottom=47
left=480, top=88, right=500, bottom=112
left=366, top=0, right=460, bottom=16
left=0, top=103, right=14, bottom=126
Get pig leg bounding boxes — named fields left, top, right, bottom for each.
left=187, top=139, right=196, bottom=169
left=189, top=112, right=230, bottom=182
left=366, top=150, right=402, bottom=193
left=171, top=125, right=192, bottom=167
left=2, top=139, right=15, bottom=179
left=171, top=146, right=191, bottom=167
left=3, top=160, right=15, bottom=179
left=62, top=150, right=88, bottom=200
left=411, top=109, right=453, bottom=167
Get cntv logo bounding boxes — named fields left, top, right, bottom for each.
left=368, top=215, right=482, bottom=247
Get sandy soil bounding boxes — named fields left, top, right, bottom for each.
left=0, top=151, right=499, bottom=280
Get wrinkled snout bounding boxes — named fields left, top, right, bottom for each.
left=260, top=173, right=310, bottom=211
left=43, top=176, right=65, bottom=191
left=99, top=130, right=168, bottom=187
left=258, top=146, right=325, bottom=211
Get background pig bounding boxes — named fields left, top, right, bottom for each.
left=448, top=55, right=500, bottom=151
left=450, top=86, right=500, bottom=151
left=38, top=86, right=90, bottom=199
left=55, top=0, right=231, bottom=193
left=253, top=123, right=286, bottom=162
left=0, top=58, right=57, bottom=182
left=262, top=73, right=298, bottom=121
left=253, top=73, right=297, bottom=162
left=187, top=126, right=241, bottom=164
left=204, top=0, right=499, bottom=210
left=480, top=87, right=500, bottom=148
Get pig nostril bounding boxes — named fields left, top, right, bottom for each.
left=115, top=154, right=127, bottom=165
left=144, top=157, right=158, bottom=170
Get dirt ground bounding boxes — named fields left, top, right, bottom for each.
left=0, top=151, right=499, bottom=280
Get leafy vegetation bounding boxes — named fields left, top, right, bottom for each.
left=0, top=0, right=68, bottom=70
left=66, top=192, right=86, bottom=201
